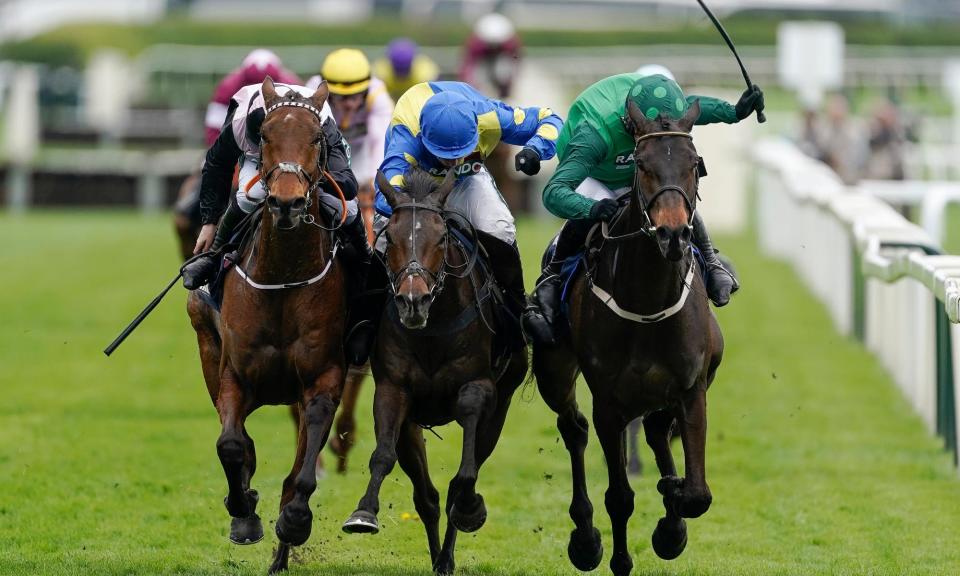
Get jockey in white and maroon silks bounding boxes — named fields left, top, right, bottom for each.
left=181, top=82, right=370, bottom=323
left=204, top=50, right=302, bottom=147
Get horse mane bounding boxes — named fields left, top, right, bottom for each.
left=401, top=168, right=443, bottom=204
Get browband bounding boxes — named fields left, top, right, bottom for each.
left=635, top=131, right=692, bottom=143
left=265, top=100, right=325, bottom=120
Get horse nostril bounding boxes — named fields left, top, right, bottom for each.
left=656, top=228, right=670, bottom=243
left=266, top=196, right=280, bottom=209
left=681, top=226, right=692, bottom=242
left=291, top=197, right=306, bottom=212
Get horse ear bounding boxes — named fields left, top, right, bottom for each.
left=376, top=170, right=401, bottom=209
left=262, top=76, right=278, bottom=107
left=434, top=168, right=457, bottom=207
left=310, top=80, right=329, bottom=109
left=627, top=99, right=656, bottom=138
left=678, top=99, right=701, bottom=132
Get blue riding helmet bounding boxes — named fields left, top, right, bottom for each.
left=419, top=92, right=479, bottom=160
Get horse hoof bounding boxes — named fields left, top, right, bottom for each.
left=342, top=509, right=380, bottom=534
left=433, top=552, right=455, bottom=575
left=229, top=513, right=264, bottom=545
left=567, top=527, right=603, bottom=571
left=449, top=494, right=486, bottom=533
left=275, top=503, right=312, bottom=546
left=651, top=516, right=687, bottom=560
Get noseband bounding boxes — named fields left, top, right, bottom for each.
left=630, top=130, right=699, bottom=237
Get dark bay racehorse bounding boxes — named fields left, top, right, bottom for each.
left=342, top=169, right=528, bottom=575
left=187, top=78, right=348, bottom=574
left=533, top=100, right=724, bottom=576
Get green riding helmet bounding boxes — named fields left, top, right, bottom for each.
left=626, top=74, right=691, bottom=121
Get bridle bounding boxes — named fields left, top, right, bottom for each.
left=627, top=130, right=700, bottom=239
left=376, top=202, right=480, bottom=308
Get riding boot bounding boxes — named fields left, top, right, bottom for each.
left=182, top=201, right=247, bottom=290
left=521, top=219, right=593, bottom=345
left=691, top=212, right=740, bottom=307
left=478, top=235, right=529, bottom=351
left=339, top=214, right=376, bottom=366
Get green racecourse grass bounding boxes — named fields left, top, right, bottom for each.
left=1, top=212, right=959, bottom=576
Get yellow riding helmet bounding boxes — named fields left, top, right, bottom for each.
left=321, top=49, right=371, bottom=95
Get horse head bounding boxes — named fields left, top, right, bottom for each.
left=375, top=168, right=457, bottom=329
left=626, top=98, right=702, bottom=262
left=259, top=76, right=330, bottom=230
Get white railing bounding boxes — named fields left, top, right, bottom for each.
left=753, top=138, right=960, bottom=467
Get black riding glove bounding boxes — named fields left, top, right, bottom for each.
left=588, top=198, right=619, bottom=222
left=735, top=85, right=765, bottom=121
left=514, top=147, right=541, bottom=176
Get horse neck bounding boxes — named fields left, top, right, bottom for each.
left=601, top=205, right=690, bottom=310
left=249, top=203, right=329, bottom=285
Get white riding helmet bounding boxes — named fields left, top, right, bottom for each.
left=635, top=64, right=676, bottom=81
left=475, top=13, right=515, bottom=45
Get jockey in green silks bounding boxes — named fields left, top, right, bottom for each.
left=521, top=70, right=764, bottom=345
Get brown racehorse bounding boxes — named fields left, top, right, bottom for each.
left=532, top=100, right=724, bottom=576
left=187, top=78, right=348, bottom=574
left=177, top=131, right=371, bottom=479
left=342, top=169, right=528, bottom=575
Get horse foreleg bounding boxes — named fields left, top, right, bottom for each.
left=342, top=381, right=409, bottom=535
left=676, top=385, right=712, bottom=519
left=627, top=418, right=643, bottom=475
left=533, top=345, right=602, bottom=572
left=275, top=367, right=341, bottom=548
left=594, top=406, right=634, bottom=576
left=645, top=409, right=688, bottom=560
left=215, top=367, right=263, bottom=545
left=330, top=367, right=365, bottom=473
left=396, top=421, right=442, bottom=567
left=435, top=379, right=495, bottom=574
left=447, top=379, right=495, bottom=533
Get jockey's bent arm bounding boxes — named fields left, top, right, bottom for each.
left=542, top=122, right=608, bottom=220
left=494, top=101, right=563, bottom=160
left=686, top=95, right=738, bottom=125
left=199, top=101, right=243, bottom=225
left=374, top=123, right=420, bottom=216
left=320, top=116, right=359, bottom=201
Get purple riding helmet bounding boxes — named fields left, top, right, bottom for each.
left=387, top=38, right=418, bottom=78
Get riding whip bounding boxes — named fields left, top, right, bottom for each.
left=694, top=0, right=766, bottom=123
left=103, top=252, right=212, bottom=356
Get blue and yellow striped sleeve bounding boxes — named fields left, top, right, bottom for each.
left=495, top=101, right=564, bottom=160
left=375, top=123, right=421, bottom=216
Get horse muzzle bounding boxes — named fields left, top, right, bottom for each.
left=395, top=292, right=432, bottom=330
left=655, top=224, right=692, bottom=262
left=266, top=196, right=307, bottom=230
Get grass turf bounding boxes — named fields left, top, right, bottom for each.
left=0, top=212, right=958, bottom=575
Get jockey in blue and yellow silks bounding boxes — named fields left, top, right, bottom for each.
left=349, top=81, right=563, bottom=358
left=375, top=81, right=562, bottom=224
